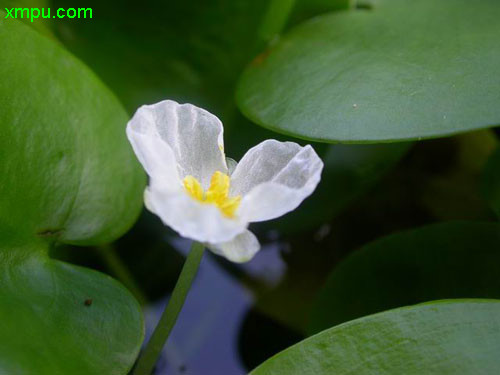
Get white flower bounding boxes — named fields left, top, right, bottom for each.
left=126, top=100, right=323, bottom=263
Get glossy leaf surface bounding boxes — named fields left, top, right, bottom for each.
left=252, top=300, right=500, bottom=375
left=0, top=16, right=145, bottom=374
left=237, top=0, right=500, bottom=142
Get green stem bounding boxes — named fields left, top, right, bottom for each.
left=258, top=0, right=297, bottom=46
left=97, top=245, right=148, bottom=306
left=132, top=241, right=205, bottom=375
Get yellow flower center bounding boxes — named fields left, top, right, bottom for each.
left=183, top=171, right=241, bottom=218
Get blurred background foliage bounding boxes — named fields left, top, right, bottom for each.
left=2, top=0, right=499, bottom=373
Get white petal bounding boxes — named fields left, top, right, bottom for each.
left=207, top=230, right=260, bottom=263
left=231, top=140, right=323, bottom=222
left=127, top=120, right=181, bottom=193
left=145, top=186, right=247, bottom=243
left=127, top=100, right=227, bottom=189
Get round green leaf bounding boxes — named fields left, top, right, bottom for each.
left=237, top=0, right=500, bottom=143
left=0, top=14, right=145, bottom=245
left=0, top=246, right=144, bottom=375
left=251, top=300, right=500, bottom=375
left=482, top=148, right=500, bottom=219
left=0, top=16, right=145, bottom=374
left=309, top=221, right=500, bottom=333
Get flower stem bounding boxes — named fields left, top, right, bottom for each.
left=132, top=241, right=205, bottom=375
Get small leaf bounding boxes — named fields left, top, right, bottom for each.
left=237, top=0, right=500, bottom=142
left=308, top=222, right=500, bottom=333
left=251, top=300, right=500, bottom=375
left=290, top=0, right=351, bottom=26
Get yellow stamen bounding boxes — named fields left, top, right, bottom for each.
left=182, top=171, right=241, bottom=218
left=183, top=175, right=204, bottom=201
left=206, top=171, right=230, bottom=205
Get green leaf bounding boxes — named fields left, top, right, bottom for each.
left=308, top=222, right=500, bottom=333
left=0, top=16, right=145, bottom=374
left=0, top=248, right=144, bottom=375
left=251, top=300, right=500, bottom=375
left=237, top=0, right=500, bottom=143
left=0, top=15, right=145, bottom=245
left=482, top=147, right=500, bottom=219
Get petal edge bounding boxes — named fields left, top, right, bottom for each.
left=231, top=140, right=323, bottom=222
left=207, top=230, right=261, bottom=263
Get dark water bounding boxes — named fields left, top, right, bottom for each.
left=145, top=239, right=287, bottom=375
